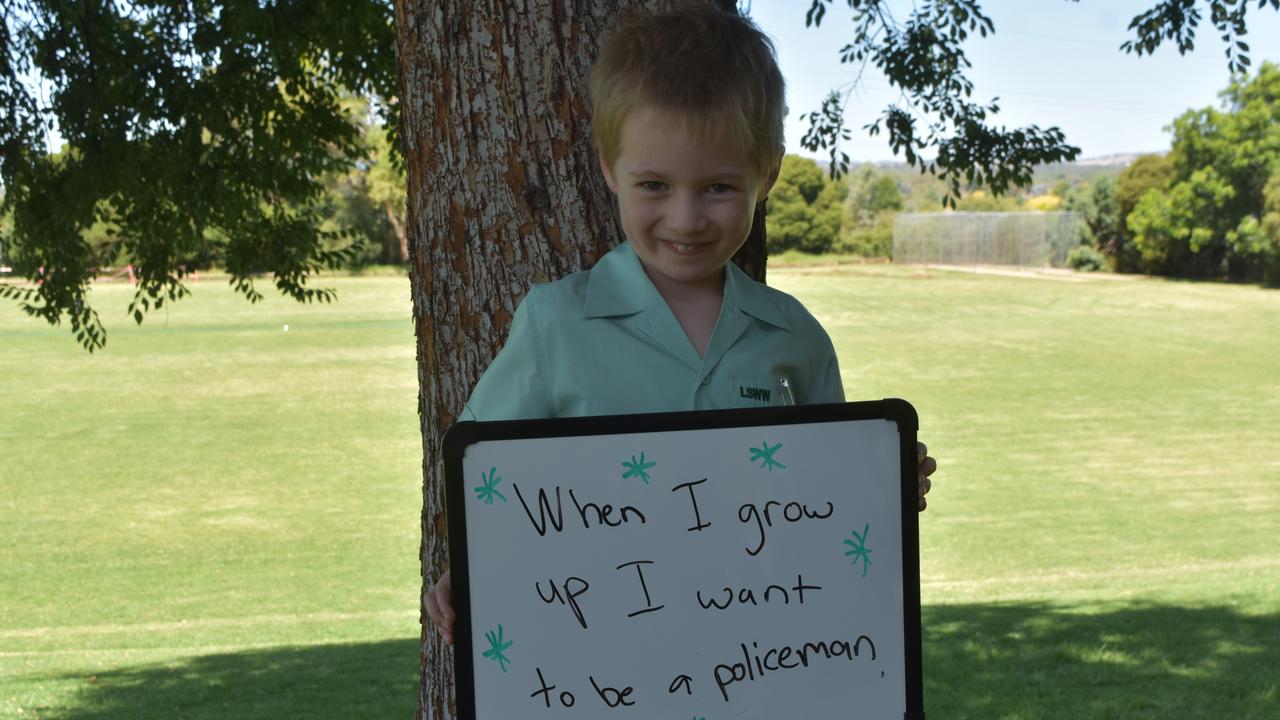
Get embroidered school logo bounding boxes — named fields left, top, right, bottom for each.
left=739, top=385, right=771, bottom=402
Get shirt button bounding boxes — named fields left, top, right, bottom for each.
left=700, top=377, right=710, bottom=386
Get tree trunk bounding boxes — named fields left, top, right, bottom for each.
left=385, top=202, right=410, bottom=264
left=392, top=1, right=768, bottom=718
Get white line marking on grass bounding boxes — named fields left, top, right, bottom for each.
left=918, top=264, right=1142, bottom=282
left=0, top=609, right=418, bottom=640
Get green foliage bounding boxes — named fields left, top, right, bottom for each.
left=767, top=156, right=847, bottom=254
left=0, top=0, right=397, bottom=349
left=1235, top=169, right=1280, bottom=285
left=1066, top=244, right=1106, bottom=272
left=1064, top=175, right=1122, bottom=265
left=1115, top=155, right=1174, bottom=223
left=1121, top=63, right=1280, bottom=280
left=316, top=110, right=407, bottom=268
left=954, top=190, right=1022, bottom=212
left=0, top=200, right=11, bottom=267
left=1265, top=175, right=1280, bottom=286
left=837, top=165, right=903, bottom=257
left=1128, top=167, right=1237, bottom=276
left=1122, top=0, right=1280, bottom=75
left=363, top=123, right=409, bottom=263
left=1113, top=153, right=1175, bottom=272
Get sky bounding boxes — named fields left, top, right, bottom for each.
left=745, top=0, right=1280, bottom=163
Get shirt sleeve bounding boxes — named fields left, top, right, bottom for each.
left=459, top=287, right=556, bottom=421
left=807, top=332, right=846, bottom=404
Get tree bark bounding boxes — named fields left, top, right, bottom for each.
left=393, top=1, right=768, bottom=718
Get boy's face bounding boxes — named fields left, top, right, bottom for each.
left=600, top=106, right=777, bottom=296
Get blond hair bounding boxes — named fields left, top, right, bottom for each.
left=589, top=1, right=786, bottom=180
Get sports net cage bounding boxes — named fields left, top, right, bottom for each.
left=892, top=212, right=1083, bottom=268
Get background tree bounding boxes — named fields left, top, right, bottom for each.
left=1128, top=166, right=1237, bottom=274
left=953, top=189, right=1022, bottom=212
left=315, top=102, right=406, bottom=268
left=1123, top=63, right=1280, bottom=280
left=0, top=198, right=11, bottom=267
left=1259, top=169, right=1280, bottom=284
left=365, top=122, right=409, bottom=263
left=1064, top=175, right=1121, bottom=265
left=767, top=155, right=847, bottom=254
left=1113, top=153, right=1175, bottom=272
left=839, top=164, right=903, bottom=257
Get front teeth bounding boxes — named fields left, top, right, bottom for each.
left=668, top=241, right=698, bottom=255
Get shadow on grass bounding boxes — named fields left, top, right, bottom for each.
left=41, top=605, right=1279, bottom=719
left=924, top=603, right=1280, bottom=719
left=49, top=638, right=419, bottom=720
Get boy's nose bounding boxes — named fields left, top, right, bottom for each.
left=666, top=195, right=708, bottom=235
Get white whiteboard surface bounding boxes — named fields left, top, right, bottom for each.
left=445, top=403, right=923, bottom=719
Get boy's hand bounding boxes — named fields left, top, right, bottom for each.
left=918, top=441, right=936, bottom=512
left=425, top=571, right=455, bottom=645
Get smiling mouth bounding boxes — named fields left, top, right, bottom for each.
left=662, top=240, right=710, bottom=256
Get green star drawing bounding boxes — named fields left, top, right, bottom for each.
left=621, top=452, right=656, bottom=484
left=844, top=524, right=873, bottom=577
left=474, top=467, right=507, bottom=505
left=482, top=625, right=513, bottom=672
left=749, top=440, right=786, bottom=471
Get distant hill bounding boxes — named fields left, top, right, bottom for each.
left=812, top=153, right=1142, bottom=203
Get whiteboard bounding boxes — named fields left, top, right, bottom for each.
left=443, top=400, right=924, bottom=719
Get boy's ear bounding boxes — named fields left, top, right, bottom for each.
left=598, top=149, right=618, bottom=193
left=757, top=163, right=781, bottom=203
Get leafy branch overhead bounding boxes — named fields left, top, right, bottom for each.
left=800, top=0, right=1279, bottom=203
left=0, top=0, right=397, bottom=350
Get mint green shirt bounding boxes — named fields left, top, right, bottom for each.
left=462, top=242, right=844, bottom=421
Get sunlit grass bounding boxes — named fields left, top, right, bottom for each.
left=2, top=265, right=1278, bottom=719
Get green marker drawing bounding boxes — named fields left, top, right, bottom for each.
left=621, top=452, right=656, bottom=484
left=482, top=625, right=513, bottom=672
left=474, top=467, right=507, bottom=505
left=843, top=524, right=872, bottom=577
left=749, top=440, right=786, bottom=471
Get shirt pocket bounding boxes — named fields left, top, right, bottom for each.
left=730, top=376, right=784, bottom=408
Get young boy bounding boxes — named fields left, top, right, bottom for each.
left=427, top=0, right=935, bottom=643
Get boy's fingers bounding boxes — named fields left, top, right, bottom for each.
left=919, top=456, right=937, bottom=477
left=917, top=442, right=927, bottom=463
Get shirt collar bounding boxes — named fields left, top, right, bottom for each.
left=583, top=241, right=791, bottom=331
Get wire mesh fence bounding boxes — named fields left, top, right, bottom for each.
left=893, top=212, right=1083, bottom=268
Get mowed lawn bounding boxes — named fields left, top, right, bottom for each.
left=2, top=265, right=1278, bottom=719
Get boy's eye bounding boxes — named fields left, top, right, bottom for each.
left=708, top=183, right=735, bottom=194
left=639, top=181, right=666, bottom=192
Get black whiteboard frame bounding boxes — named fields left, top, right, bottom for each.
left=442, top=399, right=925, bottom=719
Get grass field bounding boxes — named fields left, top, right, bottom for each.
left=2, top=265, right=1278, bottom=719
